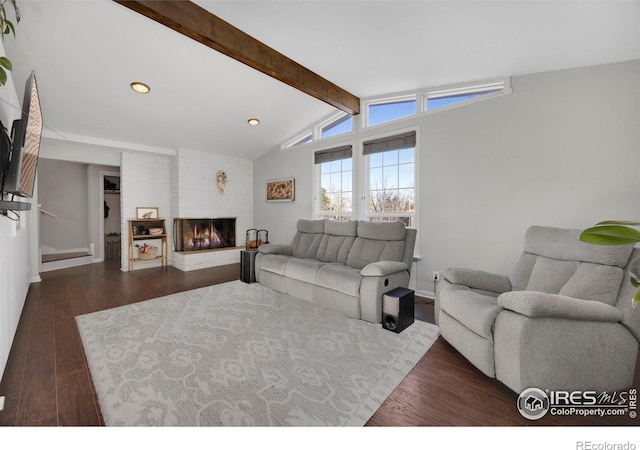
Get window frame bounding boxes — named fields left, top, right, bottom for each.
left=319, top=112, right=354, bottom=140
left=361, top=128, right=419, bottom=229
left=283, top=130, right=313, bottom=149
left=424, top=78, right=511, bottom=113
left=313, top=141, right=357, bottom=221
left=363, top=93, right=418, bottom=128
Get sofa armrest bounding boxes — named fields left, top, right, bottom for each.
left=441, top=267, right=512, bottom=294
left=361, top=261, right=409, bottom=277
left=258, top=243, right=293, bottom=256
left=498, top=291, right=623, bottom=322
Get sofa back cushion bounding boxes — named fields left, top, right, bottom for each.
left=315, top=220, right=357, bottom=264
left=509, top=226, right=632, bottom=305
left=291, top=219, right=325, bottom=259
left=346, top=221, right=406, bottom=269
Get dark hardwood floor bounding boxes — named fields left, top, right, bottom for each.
left=0, top=260, right=638, bottom=428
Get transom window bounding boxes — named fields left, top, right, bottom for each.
left=425, top=81, right=506, bottom=111
left=367, top=97, right=417, bottom=127
left=321, top=114, right=353, bottom=139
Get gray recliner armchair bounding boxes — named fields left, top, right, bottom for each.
left=435, top=226, right=640, bottom=393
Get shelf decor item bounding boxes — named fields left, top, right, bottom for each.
left=136, top=243, right=158, bottom=260
left=245, top=228, right=269, bottom=250
left=136, top=207, right=159, bottom=219
left=217, top=170, right=227, bottom=194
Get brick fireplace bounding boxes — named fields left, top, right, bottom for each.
left=173, top=218, right=236, bottom=252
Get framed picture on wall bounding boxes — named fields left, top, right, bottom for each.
left=266, top=177, right=295, bottom=202
left=136, top=207, right=159, bottom=219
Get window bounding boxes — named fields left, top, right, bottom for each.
left=321, top=114, right=353, bottom=139
left=315, top=145, right=353, bottom=220
left=364, top=131, right=416, bottom=227
left=367, top=97, right=416, bottom=127
left=425, top=81, right=506, bottom=111
left=284, top=132, right=312, bottom=148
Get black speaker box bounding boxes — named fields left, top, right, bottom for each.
left=382, top=287, right=414, bottom=333
left=240, top=250, right=257, bottom=283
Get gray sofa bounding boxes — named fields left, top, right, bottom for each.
left=255, top=219, right=417, bottom=324
left=436, top=225, right=640, bottom=393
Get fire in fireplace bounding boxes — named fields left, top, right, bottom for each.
left=173, top=218, right=236, bottom=252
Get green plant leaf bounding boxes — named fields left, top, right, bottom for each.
left=595, top=220, right=640, bottom=227
left=579, top=225, right=640, bottom=245
left=0, top=67, right=6, bottom=86
left=5, top=19, right=14, bottom=36
left=634, top=290, right=640, bottom=307
left=0, top=56, right=12, bottom=70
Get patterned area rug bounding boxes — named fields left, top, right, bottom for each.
left=76, top=281, right=439, bottom=426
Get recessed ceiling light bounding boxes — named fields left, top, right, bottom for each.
left=247, top=118, right=260, bottom=126
left=130, top=82, right=151, bottom=94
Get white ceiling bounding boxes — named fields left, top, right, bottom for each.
left=2, top=0, right=640, bottom=161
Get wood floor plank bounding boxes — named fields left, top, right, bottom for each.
left=13, top=293, right=58, bottom=426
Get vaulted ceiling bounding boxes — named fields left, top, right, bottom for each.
left=2, top=1, right=639, bottom=160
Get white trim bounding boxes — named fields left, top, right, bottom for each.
left=43, top=129, right=176, bottom=156
left=281, top=129, right=313, bottom=150
left=317, top=111, right=354, bottom=140
left=426, top=77, right=510, bottom=98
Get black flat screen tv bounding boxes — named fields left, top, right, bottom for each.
left=3, top=70, right=43, bottom=198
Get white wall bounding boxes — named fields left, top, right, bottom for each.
left=254, top=60, right=640, bottom=295
left=38, top=159, right=90, bottom=253
left=121, top=152, right=172, bottom=270
left=0, top=41, right=38, bottom=382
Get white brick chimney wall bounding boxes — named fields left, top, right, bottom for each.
left=121, top=152, right=172, bottom=271
left=121, top=148, right=253, bottom=271
left=173, top=148, right=253, bottom=246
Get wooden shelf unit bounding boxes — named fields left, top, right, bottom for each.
left=127, top=218, right=168, bottom=271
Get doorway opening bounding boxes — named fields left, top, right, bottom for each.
left=102, top=174, right=121, bottom=262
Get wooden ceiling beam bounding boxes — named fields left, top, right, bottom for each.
left=114, top=0, right=360, bottom=115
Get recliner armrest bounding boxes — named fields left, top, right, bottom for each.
left=361, top=261, right=409, bottom=277
left=498, top=291, right=623, bottom=322
left=441, top=267, right=512, bottom=294
left=257, top=243, right=293, bottom=256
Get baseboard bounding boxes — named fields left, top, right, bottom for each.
left=41, top=255, right=94, bottom=273
left=416, top=289, right=434, bottom=300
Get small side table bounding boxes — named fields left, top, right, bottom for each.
left=240, top=250, right=258, bottom=283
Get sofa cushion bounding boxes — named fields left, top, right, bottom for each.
left=259, top=254, right=291, bottom=276
left=316, top=264, right=363, bottom=297
left=291, top=219, right=325, bottom=259
left=523, top=226, right=634, bottom=268
left=315, top=220, right=357, bottom=264
left=522, top=257, right=624, bottom=305
left=439, top=285, right=503, bottom=340
left=357, top=220, right=406, bottom=241
left=346, top=238, right=405, bottom=269
left=285, top=258, right=326, bottom=284
left=558, top=263, right=624, bottom=305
